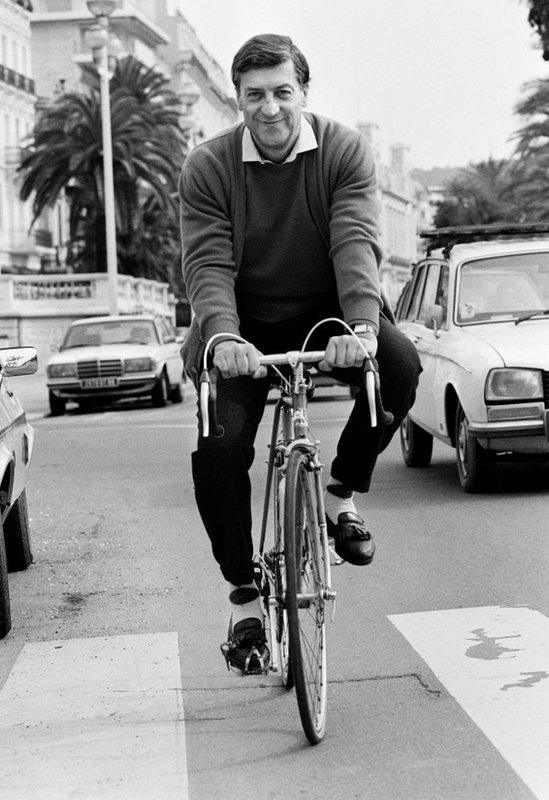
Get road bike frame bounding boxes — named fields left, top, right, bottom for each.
left=198, top=320, right=387, bottom=744
left=256, top=350, right=336, bottom=663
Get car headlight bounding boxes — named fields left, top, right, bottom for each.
left=124, top=357, right=155, bottom=373
left=485, top=368, right=543, bottom=401
left=47, top=363, right=77, bottom=378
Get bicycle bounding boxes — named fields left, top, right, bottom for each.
left=199, top=319, right=392, bottom=745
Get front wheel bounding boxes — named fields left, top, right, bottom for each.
left=455, top=402, right=495, bottom=492
left=400, top=415, right=433, bottom=467
left=169, top=379, right=184, bottom=404
left=3, top=489, right=33, bottom=571
left=284, top=449, right=327, bottom=745
left=0, top=521, right=11, bottom=639
left=151, top=370, right=169, bottom=407
left=49, top=390, right=66, bottom=416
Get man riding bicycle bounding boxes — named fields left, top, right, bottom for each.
left=179, top=34, right=421, bottom=675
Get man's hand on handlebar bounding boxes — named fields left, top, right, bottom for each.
left=317, top=332, right=378, bottom=372
left=213, top=340, right=268, bottom=379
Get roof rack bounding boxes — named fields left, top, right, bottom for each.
left=420, top=223, right=549, bottom=257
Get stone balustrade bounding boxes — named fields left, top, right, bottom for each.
left=0, top=272, right=176, bottom=370
left=0, top=273, right=174, bottom=317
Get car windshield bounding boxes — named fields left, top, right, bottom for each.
left=456, top=252, right=549, bottom=324
left=61, top=320, right=158, bottom=349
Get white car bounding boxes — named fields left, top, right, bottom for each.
left=0, top=346, right=38, bottom=638
left=46, top=314, right=185, bottom=415
left=395, top=224, right=549, bottom=492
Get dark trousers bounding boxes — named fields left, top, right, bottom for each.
left=191, top=312, right=421, bottom=586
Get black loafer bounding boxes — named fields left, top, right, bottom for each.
left=220, top=618, right=270, bottom=675
left=326, top=512, right=375, bottom=565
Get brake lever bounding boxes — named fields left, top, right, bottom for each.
left=362, top=358, right=394, bottom=428
left=199, top=368, right=224, bottom=438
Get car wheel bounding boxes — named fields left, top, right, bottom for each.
left=0, top=520, right=11, bottom=639
left=169, top=379, right=184, bottom=404
left=49, top=390, right=66, bottom=416
left=400, top=414, right=433, bottom=467
left=455, top=402, right=495, bottom=492
left=151, top=370, right=169, bottom=407
left=3, top=489, right=33, bottom=572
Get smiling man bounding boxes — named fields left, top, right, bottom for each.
left=179, top=34, right=421, bottom=675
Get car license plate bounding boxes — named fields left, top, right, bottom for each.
left=80, top=377, right=119, bottom=389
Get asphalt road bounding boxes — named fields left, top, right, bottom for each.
left=1, top=376, right=548, bottom=800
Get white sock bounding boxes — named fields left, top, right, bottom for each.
left=325, top=479, right=357, bottom=524
left=229, top=582, right=262, bottom=626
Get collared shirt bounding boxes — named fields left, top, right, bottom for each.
left=242, top=116, right=318, bottom=164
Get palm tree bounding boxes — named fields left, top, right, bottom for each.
left=18, top=55, right=186, bottom=284
left=524, top=0, right=549, bottom=60
left=511, top=77, right=549, bottom=221
left=433, top=158, right=523, bottom=227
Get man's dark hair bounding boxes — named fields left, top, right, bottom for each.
left=231, top=34, right=310, bottom=93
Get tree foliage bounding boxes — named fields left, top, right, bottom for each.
left=19, top=55, right=187, bottom=291
left=434, top=73, right=549, bottom=227
left=525, top=0, right=549, bottom=60
left=433, top=159, right=524, bottom=228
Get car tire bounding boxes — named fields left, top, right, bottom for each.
left=151, top=370, right=169, bottom=407
left=3, top=490, right=33, bottom=572
left=455, top=402, right=495, bottom=492
left=0, top=520, right=11, bottom=639
left=169, top=379, right=184, bottom=404
left=400, top=414, right=433, bottom=467
left=49, top=390, right=66, bottom=416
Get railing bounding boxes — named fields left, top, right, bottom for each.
left=0, top=64, right=35, bottom=95
left=34, top=229, right=53, bottom=248
left=0, top=273, right=175, bottom=319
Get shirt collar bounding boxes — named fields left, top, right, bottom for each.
left=242, top=116, right=318, bottom=164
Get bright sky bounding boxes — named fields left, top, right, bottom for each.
left=175, top=0, right=543, bottom=169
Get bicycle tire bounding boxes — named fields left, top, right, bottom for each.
left=1, top=520, right=12, bottom=639
left=284, top=449, right=327, bottom=744
left=273, top=472, right=293, bottom=689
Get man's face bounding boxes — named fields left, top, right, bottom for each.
left=238, top=59, right=308, bottom=163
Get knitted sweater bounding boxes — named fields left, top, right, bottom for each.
left=179, top=112, right=384, bottom=376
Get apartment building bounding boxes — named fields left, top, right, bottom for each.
left=358, top=122, right=420, bottom=306
left=30, top=0, right=237, bottom=136
left=0, top=0, right=38, bottom=273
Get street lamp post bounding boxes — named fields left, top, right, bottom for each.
left=86, top=0, right=120, bottom=316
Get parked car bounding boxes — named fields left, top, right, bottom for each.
left=395, top=223, right=549, bottom=492
left=0, top=346, right=38, bottom=638
left=46, top=314, right=185, bottom=415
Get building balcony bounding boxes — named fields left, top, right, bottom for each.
left=0, top=64, right=35, bottom=95
left=32, top=0, right=170, bottom=49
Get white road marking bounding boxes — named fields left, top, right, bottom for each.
left=389, top=606, right=549, bottom=800
left=0, top=632, right=188, bottom=800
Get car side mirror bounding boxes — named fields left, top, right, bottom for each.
left=0, top=347, right=38, bottom=376
left=424, top=304, right=444, bottom=332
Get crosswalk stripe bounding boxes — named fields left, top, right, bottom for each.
left=389, top=606, right=549, bottom=800
left=0, top=632, right=188, bottom=800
